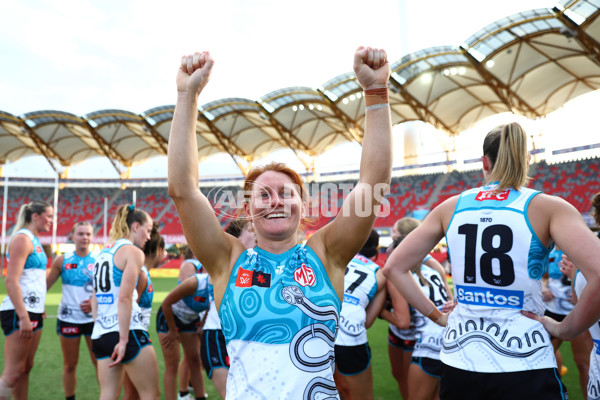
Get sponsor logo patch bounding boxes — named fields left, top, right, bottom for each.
left=31, top=320, right=39, bottom=329
left=475, top=189, right=510, bottom=201
left=148, top=284, right=154, bottom=293
left=96, top=294, right=114, bottom=304
left=35, top=246, right=42, bottom=253
left=456, top=285, right=523, bottom=309
left=294, top=263, right=316, bottom=287
left=343, top=294, right=360, bottom=305
left=64, top=263, right=78, bottom=270
left=235, top=267, right=271, bottom=288
left=61, top=326, right=80, bottom=334
left=193, top=296, right=207, bottom=303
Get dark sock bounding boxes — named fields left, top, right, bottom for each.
left=179, top=391, right=189, bottom=397
left=66, top=396, right=75, bottom=400
left=196, top=397, right=207, bottom=400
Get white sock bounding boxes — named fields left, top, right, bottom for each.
left=0, top=378, right=12, bottom=400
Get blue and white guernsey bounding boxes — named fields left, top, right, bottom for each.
left=443, top=184, right=554, bottom=372
left=171, top=273, right=210, bottom=324
left=58, top=251, right=95, bottom=323
left=92, top=239, right=145, bottom=339
left=184, top=258, right=203, bottom=273
left=545, top=248, right=574, bottom=316
left=0, top=229, right=48, bottom=314
left=574, top=271, right=600, bottom=400
left=219, top=244, right=341, bottom=400
left=336, top=254, right=379, bottom=346
left=138, top=265, right=154, bottom=330
left=204, top=280, right=222, bottom=330
left=412, top=265, right=449, bottom=360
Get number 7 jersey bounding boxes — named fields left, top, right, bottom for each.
left=443, top=184, right=555, bottom=372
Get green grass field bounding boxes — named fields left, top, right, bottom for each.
left=0, top=278, right=585, bottom=399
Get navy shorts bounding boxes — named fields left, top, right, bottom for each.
left=201, top=329, right=230, bottom=378
left=156, top=306, right=200, bottom=334
left=440, top=363, right=568, bottom=400
left=387, top=328, right=416, bottom=351
left=411, top=356, right=442, bottom=378
left=1, top=310, right=44, bottom=336
left=335, top=343, right=372, bottom=376
left=57, top=320, right=94, bottom=338
left=91, top=330, right=151, bottom=364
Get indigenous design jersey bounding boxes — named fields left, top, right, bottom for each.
left=172, top=273, right=210, bottom=324
left=574, top=271, right=600, bottom=400
left=91, top=239, right=145, bottom=339
left=412, top=265, right=449, bottom=360
left=544, top=248, right=574, bottom=315
left=58, top=251, right=95, bottom=323
left=219, top=244, right=341, bottom=400
left=203, top=280, right=222, bottom=330
left=138, top=265, right=154, bottom=330
left=335, top=254, right=379, bottom=346
left=0, top=229, right=48, bottom=314
left=443, top=184, right=554, bottom=372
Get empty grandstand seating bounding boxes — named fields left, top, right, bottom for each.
left=1, top=156, right=598, bottom=244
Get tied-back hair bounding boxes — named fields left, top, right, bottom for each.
left=358, top=229, right=379, bottom=259
left=70, top=221, right=92, bottom=237
left=394, top=217, right=420, bottom=239
left=109, top=204, right=150, bottom=242
left=143, top=220, right=164, bottom=259
left=592, top=192, right=600, bottom=227
left=392, top=217, right=429, bottom=287
left=225, top=219, right=249, bottom=239
left=483, top=122, right=530, bottom=191
left=12, top=200, right=51, bottom=235
left=180, top=244, right=195, bottom=260
left=243, top=161, right=315, bottom=230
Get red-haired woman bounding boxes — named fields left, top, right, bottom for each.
left=168, top=47, right=392, bottom=399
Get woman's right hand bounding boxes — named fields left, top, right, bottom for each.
left=177, top=51, right=215, bottom=98
left=353, top=46, right=390, bottom=90
left=18, top=315, right=33, bottom=339
left=160, top=329, right=180, bottom=348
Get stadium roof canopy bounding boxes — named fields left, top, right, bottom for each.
left=1, top=0, right=600, bottom=177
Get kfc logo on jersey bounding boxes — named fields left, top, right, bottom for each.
left=294, top=263, right=316, bottom=287
left=87, top=263, right=94, bottom=272
left=236, top=267, right=253, bottom=287
left=61, top=326, right=80, bottom=334
left=64, top=263, right=78, bottom=270
left=148, top=284, right=154, bottom=293
left=475, top=189, right=510, bottom=201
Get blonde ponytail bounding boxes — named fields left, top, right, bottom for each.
left=11, top=200, right=51, bottom=236
left=109, top=204, right=150, bottom=242
left=483, top=122, right=530, bottom=191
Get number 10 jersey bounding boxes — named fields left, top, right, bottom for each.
left=92, top=239, right=145, bottom=339
left=443, top=184, right=555, bottom=372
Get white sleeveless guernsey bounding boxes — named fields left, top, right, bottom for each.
left=92, top=239, right=145, bottom=339
left=574, top=271, right=600, bottom=400
left=443, top=184, right=555, bottom=372
left=58, top=251, right=95, bottom=323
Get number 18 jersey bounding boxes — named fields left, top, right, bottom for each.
left=443, top=184, right=555, bottom=372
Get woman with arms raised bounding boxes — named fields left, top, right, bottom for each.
left=384, top=122, right=600, bottom=400
left=167, top=47, right=392, bottom=399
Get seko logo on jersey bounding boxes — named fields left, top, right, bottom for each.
left=96, top=294, right=114, bottom=304
left=456, top=285, right=523, bottom=309
left=475, top=189, right=510, bottom=201
left=294, top=263, right=316, bottom=287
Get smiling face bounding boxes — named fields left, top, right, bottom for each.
left=72, top=224, right=93, bottom=252
left=245, top=170, right=304, bottom=244
left=32, top=207, right=53, bottom=233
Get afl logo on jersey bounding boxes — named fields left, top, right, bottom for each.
left=475, top=189, right=510, bottom=201
left=294, top=263, right=316, bottom=287
left=65, top=263, right=78, bottom=270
